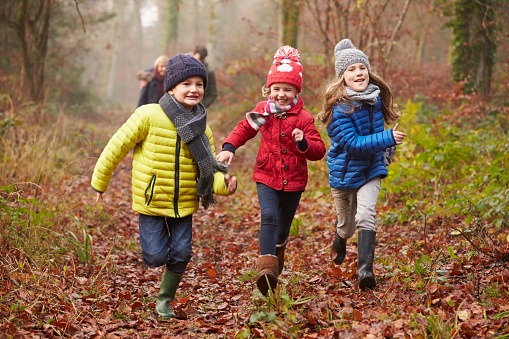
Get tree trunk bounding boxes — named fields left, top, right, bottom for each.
left=281, top=0, right=301, bottom=47
left=384, top=0, right=412, bottom=69
left=164, top=0, right=179, bottom=53
left=415, top=0, right=436, bottom=65
left=16, top=0, right=51, bottom=104
left=449, top=0, right=496, bottom=94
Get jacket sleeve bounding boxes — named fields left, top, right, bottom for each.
left=206, top=126, right=235, bottom=196
left=328, top=105, right=395, bottom=156
left=137, top=85, right=149, bottom=108
left=221, top=102, right=265, bottom=150
left=298, top=112, right=326, bottom=161
left=91, top=110, right=149, bottom=193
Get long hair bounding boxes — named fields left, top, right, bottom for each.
left=318, top=71, right=400, bottom=128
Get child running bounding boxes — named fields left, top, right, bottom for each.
left=216, top=46, right=326, bottom=296
left=91, top=54, right=237, bottom=318
left=318, top=39, right=406, bottom=290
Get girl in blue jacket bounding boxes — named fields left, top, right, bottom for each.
left=318, top=39, right=406, bottom=290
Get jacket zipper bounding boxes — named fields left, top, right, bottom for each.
left=342, top=154, right=351, bottom=182
left=174, top=135, right=181, bottom=217
left=368, top=105, right=374, bottom=134
left=145, top=175, right=156, bottom=205
left=366, top=105, right=375, bottom=178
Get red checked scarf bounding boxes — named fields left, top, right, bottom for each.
left=246, top=95, right=300, bottom=131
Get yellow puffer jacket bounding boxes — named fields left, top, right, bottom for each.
left=91, top=103, right=230, bottom=218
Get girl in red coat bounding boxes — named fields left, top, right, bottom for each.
left=217, top=46, right=326, bottom=295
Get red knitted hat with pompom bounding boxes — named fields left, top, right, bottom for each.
left=266, top=46, right=303, bottom=93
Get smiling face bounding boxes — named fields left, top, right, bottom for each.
left=168, top=76, right=204, bottom=110
left=269, top=82, right=298, bottom=106
left=156, top=61, right=166, bottom=76
left=344, top=63, right=370, bottom=92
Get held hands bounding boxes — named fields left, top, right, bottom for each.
left=392, top=123, right=407, bottom=145
left=96, top=192, right=103, bottom=202
left=225, top=174, right=237, bottom=193
left=292, top=128, right=304, bottom=142
left=216, top=150, right=235, bottom=165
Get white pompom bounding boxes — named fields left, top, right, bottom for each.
left=274, top=46, right=300, bottom=62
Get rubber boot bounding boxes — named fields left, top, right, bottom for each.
left=256, top=255, right=278, bottom=296
left=156, top=268, right=183, bottom=318
left=275, top=240, right=287, bottom=275
left=357, top=230, right=376, bottom=290
left=331, top=219, right=347, bottom=265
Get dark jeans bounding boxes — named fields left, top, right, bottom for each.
left=256, top=183, right=303, bottom=255
left=138, top=213, right=193, bottom=274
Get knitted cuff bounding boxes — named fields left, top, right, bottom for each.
left=295, top=137, right=308, bottom=152
left=222, top=143, right=236, bottom=154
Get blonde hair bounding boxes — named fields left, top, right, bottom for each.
left=153, top=55, right=169, bottom=69
left=261, top=84, right=270, bottom=97
left=318, top=71, right=399, bottom=128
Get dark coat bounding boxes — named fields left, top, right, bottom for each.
left=136, top=70, right=164, bottom=108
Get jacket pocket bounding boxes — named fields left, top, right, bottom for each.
left=341, top=155, right=351, bottom=182
left=255, top=153, right=271, bottom=170
left=144, top=174, right=156, bottom=205
left=295, top=157, right=307, bottom=174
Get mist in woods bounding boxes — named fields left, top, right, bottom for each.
left=2, top=0, right=507, bottom=109
left=2, top=1, right=509, bottom=337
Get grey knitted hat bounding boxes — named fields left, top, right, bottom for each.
left=334, top=39, right=371, bottom=78
left=164, top=54, right=208, bottom=92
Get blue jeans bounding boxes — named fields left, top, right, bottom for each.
left=256, top=183, right=303, bottom=255
left=138, top=213, right=193, bottom=274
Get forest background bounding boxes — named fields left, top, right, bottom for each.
left=1, top=0, right=509, bottom=338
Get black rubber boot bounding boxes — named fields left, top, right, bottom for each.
left=357, top=230, right=376, bottom=290
left=330, top=219, right=347, bottom=265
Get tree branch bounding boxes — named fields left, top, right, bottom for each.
left=385, top=0, right=412, bottom=62
left=74, top=0, right=87, bottom=33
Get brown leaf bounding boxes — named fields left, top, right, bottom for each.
left=353, top=309, right=362, bottom=321
left=206, top=267, right=219, bottom=279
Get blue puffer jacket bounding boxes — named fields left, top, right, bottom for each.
left=326, top=97, right=396, bottom=190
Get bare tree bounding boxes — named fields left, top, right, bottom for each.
left=1, top=0, right=51, bottom=104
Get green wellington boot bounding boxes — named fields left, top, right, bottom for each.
left=155, top=268, right=183, bottom=318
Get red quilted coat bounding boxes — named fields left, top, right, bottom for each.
left=222, top=98, right=326, bottom=191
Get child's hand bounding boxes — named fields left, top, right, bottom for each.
left=393, top=123, right=407, bottom=145
left=225, top=174, right=237, bottom=193
left=96, top=192, right=103, bottom=202
left=292, top=128, right=304, bottom=142
left=140, top=80, right=148, bottom=89
left=217, top=150, right=234, bottom=165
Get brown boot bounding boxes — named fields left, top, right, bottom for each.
left=256, top=255, right=278, bottom=296
left=275, top=240, right=287, bottom=275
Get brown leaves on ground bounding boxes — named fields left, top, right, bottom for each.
left=1, top=154, right=509, bottom=338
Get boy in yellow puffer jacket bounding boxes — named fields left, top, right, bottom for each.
left=91, top=54, right=237, bottom=319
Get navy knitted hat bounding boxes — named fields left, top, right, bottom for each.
left=164, top=54, right=208, bottom=92
left=334, top=39, right=371, bottom=78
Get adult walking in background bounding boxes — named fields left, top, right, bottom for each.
left=137, top=46, right=218, bottom=108
left=136, top=55, right=169, bottom=108
left=190, top=45, right=218, bottom=108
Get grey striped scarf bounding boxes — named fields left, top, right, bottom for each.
left=159, top=93, right=228, bottom=209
